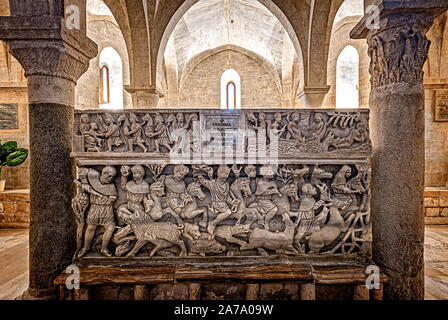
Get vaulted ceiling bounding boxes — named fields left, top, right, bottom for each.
left=166, top=0, right=297, bottom=85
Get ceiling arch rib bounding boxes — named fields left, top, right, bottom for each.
left=155, top=0, right=305, bottom=93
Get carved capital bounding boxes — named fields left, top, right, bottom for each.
left=0, top=16, right=97, bottom=83
left=125, top=85, right=164, bottom=108
left=367, top=13, right=433, bottom=88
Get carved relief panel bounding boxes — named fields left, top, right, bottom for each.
left=72, top=162, right=371, bottom=259
left=72, top=109, right=373, bottom=262
left=72, top=109, right=372, bottom=160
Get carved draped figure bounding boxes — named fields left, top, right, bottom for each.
left=200, top=178, right=232, bottom=214
left=86, top=193, right=115, bottom=226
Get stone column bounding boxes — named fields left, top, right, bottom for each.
left=0, top=16, right=97, bottom=298
left=353, top=13, right=434, bottom=299
left=125, top=85, right=162, bottom=108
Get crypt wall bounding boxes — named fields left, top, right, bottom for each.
left=324, top=15, right=370, bottom=109
left=0, top=11, right=29, bottom=190
left=424, top=11, right=448, bottom=188
left=172, top=47, right=287, bottom=109
left=75, top=0, right=132, bottom=110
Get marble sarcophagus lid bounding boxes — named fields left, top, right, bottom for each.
left=71, top=109, right=372, bottom=261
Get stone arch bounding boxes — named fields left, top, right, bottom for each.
left=177, top=46, right=282, bottom=109
left=155, top=0, right=305, bottom=93
left=178, top=45, right=282, bottom=97
left=101, top=0, right=148, bottom=87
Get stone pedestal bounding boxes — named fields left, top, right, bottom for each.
left=352, top=11, right=437, bottom=299
left=0, top=15, right=97, bottom=298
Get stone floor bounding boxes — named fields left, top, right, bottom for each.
left=0, top=227, right=447, bottom=300
left=424, top=225, right=448, bottom=299
left=0, top=229, right=28, bottom=300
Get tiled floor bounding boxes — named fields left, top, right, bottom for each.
left=0, top=229, right=28, bottom=300
left=424, top=225, right=448, bottom=300
left=0, top=227, right=447, bottom=300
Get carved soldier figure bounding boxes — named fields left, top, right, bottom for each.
left=83, top=122, right=104, bottom=152
left=198, top=165, right=240, bottom=236
left=79, top=114, right=90, bottom=135
left=247, top=164, right=280, bottom=229
left=331, top=165, right=358, bottom=213
left=102, top=114, right=124, bottom=152
left=164, top=164, right=191, bottom=223
left=294, top=183, right=326, bottom=252
left=77, top=166, right=118, bottom=257
left=124, top=113, right=147, bottom=153
left=147, top=113, right=172, bottom=153
left=118, top=165, right=152, bottom=218
left=142, top=114, right=154, bottom=151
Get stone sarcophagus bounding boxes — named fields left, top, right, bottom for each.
left=71, top=109, right=372, bottom=261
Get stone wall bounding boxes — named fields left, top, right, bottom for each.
left=0, top=39, right=29, bottom=190
left=176, top=49, right=283, bottom=109
left=75, top=14, right=131, bottom=110
left=424, top=187, right=448, bottom=225
left=324, top=16, right=370, bottom=109
left=0, top=189, right=30, bottom=228
left=423, top=12, right=448, bottom=187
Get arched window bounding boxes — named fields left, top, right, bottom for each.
left=221, top=69, right=241, bottom=109
left=99, top=65, right=109, bottom=104
left=99, top=47, right=124, bottom=109
left=226, top=81, right=236, bottom=109
left=336, top=45, right=359, bottom=109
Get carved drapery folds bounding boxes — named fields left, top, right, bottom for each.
left=72, top=109, right=373, bottom=260
left=367, top=13, right=433, bottom=88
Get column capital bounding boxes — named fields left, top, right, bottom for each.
left=0, top=16, right=97, bottom=83
left=367, top=13, right=433, bottom=88
left=297, top=85, right=330, bottom=108
left=124, top=85, right=164, bottom=108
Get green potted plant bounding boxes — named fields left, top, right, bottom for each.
left=0, top=140, right=29, bottom=192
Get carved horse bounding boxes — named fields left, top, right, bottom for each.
left=274, top=184, right=299, bottom=218
left=164, top=181, right=207, bottom=221
left=147, top=177, right=166, bottom=221
left=306, top=200, right=356, bottom=254
left=310, top=165, right=333, bottom=185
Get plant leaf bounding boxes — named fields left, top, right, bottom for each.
left=6, top=149, right=28, bottom=167
left=1, top=141, right=17, bottom=154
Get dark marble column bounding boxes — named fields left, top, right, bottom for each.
left=0, top=15, right=97, bottom=298
left=354, top=12, right=434, bottom=299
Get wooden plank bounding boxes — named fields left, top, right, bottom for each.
left=311, top=266, right=389, bottom=285
left=55, top=266, right=175, bottom=286
left=175, top=264, right=313, bottom=282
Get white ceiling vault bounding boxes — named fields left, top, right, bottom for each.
left=163, top=0, right=297, bottom=89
